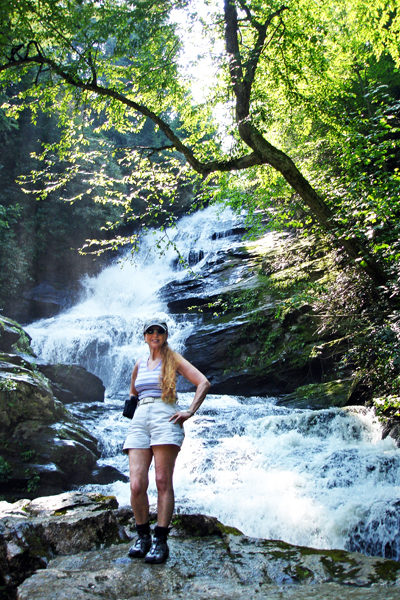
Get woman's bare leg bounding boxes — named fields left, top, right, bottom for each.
left=128, top=448, right=153, bottom=525
left=152, top=444, right=180, bottom=527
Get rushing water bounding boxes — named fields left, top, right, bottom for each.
left=26, top=206, right=400, bottom=561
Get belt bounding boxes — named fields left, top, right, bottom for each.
left=138, top=397, right=164, bottom=406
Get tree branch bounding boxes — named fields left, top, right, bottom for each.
left=224, top=0, right=288, bottom=120
left=224, top=0, right=247, bottom=120
left=243, top=6, right=288, bottom=91
left=87, top=50, right=97, bottom=86
left=0, top=42, right=388, bottom=287
left=0, top=49, right=263, bottom=175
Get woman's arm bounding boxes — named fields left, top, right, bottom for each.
left=169, top=355, right=211, bottom=425
left=129, top=359, right=141, bottom=397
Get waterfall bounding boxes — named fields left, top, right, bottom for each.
left=26, top=206, right=245, bottom=392
left=26, top=206, right=400, bottom=561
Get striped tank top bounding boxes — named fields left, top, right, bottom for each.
left=135, top=358, right=162, bottom=400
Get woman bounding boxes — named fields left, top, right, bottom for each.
left=123, top=319, right=211, bottom=564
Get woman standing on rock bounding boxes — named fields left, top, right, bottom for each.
left=123, top=319, right=211, bottom=564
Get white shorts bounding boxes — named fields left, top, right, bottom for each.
left=122, top=401, right=185, bottom=452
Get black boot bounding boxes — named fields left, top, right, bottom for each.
left=128, top=533, right=152, bottom=558
left=128, top=522, right=152, bottom=558
left=144, top=526, right=170, bottom=564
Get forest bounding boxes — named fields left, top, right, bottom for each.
left=0, top=0, right=399, bottom=416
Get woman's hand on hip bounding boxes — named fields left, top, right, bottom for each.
left=169, top=411, right=193, bottom=427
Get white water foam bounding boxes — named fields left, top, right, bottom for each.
left=86, top=393, right=400, bottom=558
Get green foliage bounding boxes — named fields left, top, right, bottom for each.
left=12, top=330, right=32, bottom=354
left=225, top=289, right=262, bottom=313
left=347, top=312, right=400, bottom=398
left=0, top=0, right=193, bottom=215
left=0, top=377, right=18, bottom=392
left=26, top=471, right=40, bottom=492
left=314, top=76, right=400, bottom=277
left=0, top=456, right=11, bottom=481
left=207, top=2, right=400, bottom=293
left=222, top=47, right=400, bottom=286
left=0, top=0, right=398, bottom=291
left=189, top=286, right=266, bottom=316
left=273, top=281, right=327, bottom=322
left=0, top=203, right=32, bottom=312
left=20, top=450, right=36, bottom=462
left=373, top=395, right=400, bottom=418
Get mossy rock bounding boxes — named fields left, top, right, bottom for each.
left=0, top=371, right=64, bottom=431
left=0, top=368, right=100, bottom=500
left=277, top=379, right=354, bottom=410
left=0, top=316, right=34, bottom=355
left=171, top=513, right=243, bottom=537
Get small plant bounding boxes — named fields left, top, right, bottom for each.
left=373, top=395, right=400, bottom=419
left=26, top=471, right=40, bottom=493
left=0, top=377, right=17, bottom=392
left=12, top=330, right=32, bottom=354
left=0, top=456, right=12, bottom=481
left=20, top=450, right=36, bottom=462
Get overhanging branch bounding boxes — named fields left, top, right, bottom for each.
left=224, top=0, right=288, bottom=119
left=243, top=5, right=288, bottom=91
left=0, top=41, right=389, bottom=287
left=0, top=47, right=263, bottom=176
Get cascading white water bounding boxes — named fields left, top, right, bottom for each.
left=26, top=206, right=400, bottom=560
left=26, top=206, right=245, bottom=392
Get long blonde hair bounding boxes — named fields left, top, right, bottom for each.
left=159, top=342, right=179, bottom=404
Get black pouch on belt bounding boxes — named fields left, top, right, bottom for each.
left=123, top=395, right=138, bottom=419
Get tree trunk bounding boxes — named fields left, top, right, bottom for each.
left=238, top=122, right=387, bottom=287
left=224, top=0, right=388, bottom=288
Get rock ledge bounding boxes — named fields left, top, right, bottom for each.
left=0, top=492, right=399, bottom=600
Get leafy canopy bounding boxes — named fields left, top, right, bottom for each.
left=0, top=0, right=399, bottom=287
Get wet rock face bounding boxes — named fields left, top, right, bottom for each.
left=159, top=232, right=351, bottom=398
left=0, top=316, right=119, bottom=500
left=0, top=492, right=399, bottom=600
left=23, top=282, right=73, bottom=321
left=180, top=319, right=282, bottom=396
left=0, top=319, right=103, bottom=501
left=180, top=311, right=326, bottom=397
left=0, top=492, right=130, bottom=598
left=0, top=317, right=33, bottom=355
left=37, top=364, right=105, bottom=405
left=0, top=361, right=101, bottom=500
left=382, top=420, right=400, bottom=448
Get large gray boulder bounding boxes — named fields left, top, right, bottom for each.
left=0, top=316, right=33, bottom=355
left=0, top=360, right=101, bottom=500
left=0, top=492, right=131, bottom=597
left=0, top=316, right=105, bottom=405
left=0, top=492, right=399, bottom=600
left=0, top=316, right=126, bottom=499
left=37, top=363, right=105, bottom=404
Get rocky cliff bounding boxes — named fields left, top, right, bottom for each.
left=162, top=231, right=355, bottom=404
left=0, top=316, right=126, bottom=501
